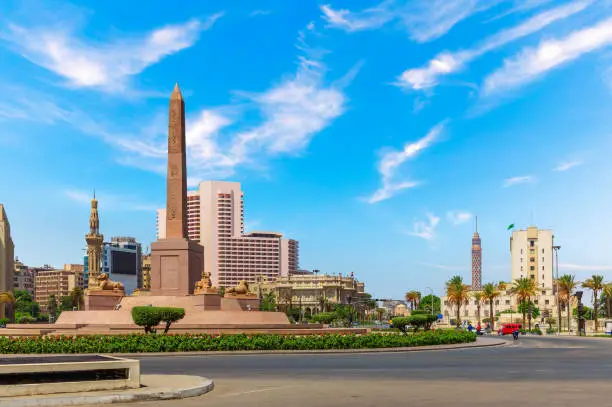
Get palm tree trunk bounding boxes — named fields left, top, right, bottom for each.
left=456, top=304, right=461, bottom=327
left=490, top=300, right=495, bottom=330
left=477, top=305, right=481, bottom=325
left=607, top=296, right=611, bottom=319
left=567, top=301, right=571, bottom=333
left=593, top=290, right=599, bottom=332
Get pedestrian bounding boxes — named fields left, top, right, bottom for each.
left=468, top=323, right=473, bottom=333
left=477, top=323, right=482, bottom=335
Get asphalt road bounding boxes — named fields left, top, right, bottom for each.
left=130, top=336, right=612, bottom=407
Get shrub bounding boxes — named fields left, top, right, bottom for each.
left=15, top=314, right=36, bottom=324
left=311, top=312, right=336, bottom=324
left=0, top=331, right=477, bottom=354
left=0, top=318, right=9, bottom=326
left=132, top=307, right=185, bottom=334
left=409, top=314, right=437, bottom=331
left=391, top=317, right=411, bottom=333
left=546, top=328, right=556, bottom=335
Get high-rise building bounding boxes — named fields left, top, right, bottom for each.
left=101, top=237, right=142, bottom=295
left=35, top=265, right=85, bottom=312
left=85, top=194, right=103, bottom=289
left=13, top=258, right=35, bottom=295
left=471, top=217, right=482, bottom=290
left=510, top=226, right=554, bottom=289
left=157, top=181, right=300, bottom=287
left=0, top=204, right=15, bottom=318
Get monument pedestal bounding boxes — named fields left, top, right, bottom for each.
left=85, top=290, right=124, bottom=311
left=192, top=292, right=222, bottom=310
left=149, top=238, right=204, bottom=296
left=225, top=295, right=260, bottom=311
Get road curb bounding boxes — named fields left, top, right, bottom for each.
left=0, top=375, right=214, bottom=407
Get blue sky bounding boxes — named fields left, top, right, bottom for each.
left=1, top=0, right=612, bottom=299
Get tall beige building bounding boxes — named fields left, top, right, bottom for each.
left=0, top=204, right=15, bottom=318
left=510, top=226, right=554, bottom=289
left=157, top=181, right=299, bottom=287
left=13, top=258, right=35, bottom=294
left=35, top=265, right=84, bottom=312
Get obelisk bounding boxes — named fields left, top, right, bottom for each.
left=150, top=84, right=205, bottom=296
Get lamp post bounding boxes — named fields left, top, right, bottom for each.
left=425, top=287, right=434, bottom=316
left=553, top=245, right=561, bottom=334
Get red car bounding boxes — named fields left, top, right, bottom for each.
left=498, top=323, right=522, bottom=335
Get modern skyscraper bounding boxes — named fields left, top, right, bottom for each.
left=157, top=181, right=300, bottom=288
left=101, top=237, right=142, bottom=295
left=510, top=226, right=554, bottom=289
left=85, top=194, right=103, bottom=289
left=471, top=217, right=482, bottom=290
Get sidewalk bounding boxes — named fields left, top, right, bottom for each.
left=0, top=375, right=214, bottom=407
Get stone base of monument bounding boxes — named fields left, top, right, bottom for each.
left=149, top=238, right=204, bottom=297
left=0, top=355, right=139, bottom=397
left=224, top=295, right=260, bottom=311
left=85, top=290, right=125, bottom=311
left=192, top=292, right=222, bottom=310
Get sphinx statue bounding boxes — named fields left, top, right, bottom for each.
left=225, top=280, right=256, bottom=297
left=194, top=271, right=218, bottom=295
left=90, top=273, right=125, bottom=292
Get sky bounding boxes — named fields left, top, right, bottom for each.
left=1, top=0, right=612, bottom=300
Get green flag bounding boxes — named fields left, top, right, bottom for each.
left=507, top=224, right=515, bottom=230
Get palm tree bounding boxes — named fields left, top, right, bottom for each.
left=482, top=283, right=500, bottom=330
left=603, top=284, right=612, bottom=318
left=404, top=292, right=415, bottom=310
left=497, top=281, right=507, bottom=292
left=557, top=274, right=578, bottom=332
left=583, top=275, right=604, bottom=332
left=414, top=291, right=422, bottom=309
left=473, top=292, right=483, bottom=325
left=511, top=277, right=537, bottom=328
left=446, top=276, right=470, bottom=327
left=0, top=291, right=15, bottom=322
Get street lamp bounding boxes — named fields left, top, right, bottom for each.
left=553, top=245, right=561, bottom=334
left=425, top=287, right=434, bottom=316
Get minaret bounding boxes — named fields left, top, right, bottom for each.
left=471, top=216, right=482, bottom=290
left=85, top=193, right=104, bottom=290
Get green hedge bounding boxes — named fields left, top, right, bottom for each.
left=0, top=331, right=476, bottom=354
left=131, top=307, right=185, bottom=334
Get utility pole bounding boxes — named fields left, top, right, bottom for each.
left=553, top=245, right=561, bottom=334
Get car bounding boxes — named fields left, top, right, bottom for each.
left=498, top=323, right=522, bottom=335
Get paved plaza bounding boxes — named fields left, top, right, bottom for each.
left=120, top=336, right=612, bottom=407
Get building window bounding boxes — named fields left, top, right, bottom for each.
left=505, top=300, right=510, bottom=305
left=534, top=300, right=539, bottom=305
left=542, top=266, right=545, bottom=271
left=495, top=300, right=500, bottom=305
left=521, top=266, right=523, bottom=271
left=542, top=257, right=544, bottom=262
left=542, top=290, right=546, bottom=295
left=521, top=249, right=523, bottom=254
left=545, top=300, right=550, bottom=305
left=530, top=249, right=535, bottom=254
left=530, top=257, right=535, bottom=262
left=542, top=249, right=545, bottom=254
left=530, top=274, right=535, bottom=279
left=530, top=240, right=535, bottom=247
left=530, top=266, right=535, bottom=271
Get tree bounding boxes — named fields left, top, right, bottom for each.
left=69, top=287, right=84, bottom=310
left=132, top=306, right=185, bottom=334
left=260, top=292, right=276, bottom=311
left=573, top=305, right=594, bottom=320
left=511, top=277, right=537, bottom=328
left=59, top=296, right=73, bottom=312
left=582, top=275, right=604, bottom=331
left=602, top=284, right=612, bottom=318
left=558, top=274, right=578, bottom=332
left=159, top=307, right=185, bottom=334
left=498, top=282, right=508, bottom=292
left=405, top=291, right=419, bottom=310
left=417, top=294, right=441, bottom=314
left=518, top=300, right=540, bottom=320
left=0, top=291, right=15, bottom=322
left=446, top=276, right=470, bottom=327
left=14, top=290, right=40, bottom=318
left=47, top=294, right=58, bottom=319
left=481, top=283, right=500, bottom=330
left=472, top=292, right=483, bottom=325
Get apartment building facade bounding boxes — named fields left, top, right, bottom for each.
left=13, top=258, right=35, bottom=294
left=35, top=266, right=84, bottom=312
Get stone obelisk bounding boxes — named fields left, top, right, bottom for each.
left=150, top=84, right=205, bottom=296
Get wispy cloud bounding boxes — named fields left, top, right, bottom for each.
left=560, top=263, right=612, bottom=271
left=366, top=122, right=445, bottom=203
left=554, top=160, right=582, bottom=171
left=250, top=10, right=272, bottom=17
left=483, top=17, right=612, bottom=95
left=406, top=213, right=440, bottom=240
left=503, top=175, right=536, bottom=187
left=398, top=1, right=591, bottom=90
left=0, top=13, right=223, bottom=92
left=321, top=0, right=493, bottom=42
left=64, top=189, right=160, bottom=212
left=420, top=262, right=467, bottom=271
left=447, top=210, right=473, bottom=225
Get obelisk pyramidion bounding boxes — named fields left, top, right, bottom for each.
left=150, top=84, right=205, bottom=296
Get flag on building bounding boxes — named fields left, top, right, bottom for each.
left=507, top=224, right=515, bottom=230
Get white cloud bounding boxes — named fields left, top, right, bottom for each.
left=366, top=122, right=445, bottom=203
left=250, top=10, right=272, bottom=17
left=560, top=263, right=612, bottom=271
left=503, top=175, right=536, bottom=187
left=483, top=17, right=612, bottom=95
left=0, top=13, right=223, bottom=91
left=321, top=0, right=493, bottom=42
left=407, top=213, right=440, bottom=240
left=64, top=189, right=159, bottom=212
left=398, top=1, right=590, bottom=90
left=447, top=210, right=473, bottom=225
left=554, top=160, right=582, bottom=171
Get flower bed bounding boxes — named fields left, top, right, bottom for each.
left=0, top=331, right=476, bottom=354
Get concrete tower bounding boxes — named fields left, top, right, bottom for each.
left=85, top=193, right=104, bottom=289
left=471, top=216, right=482, bottom=290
